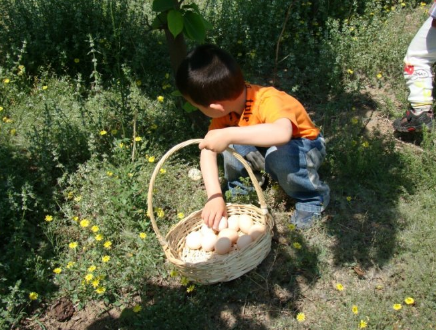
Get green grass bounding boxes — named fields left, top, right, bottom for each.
left=1, top=0, right=436, bottom=329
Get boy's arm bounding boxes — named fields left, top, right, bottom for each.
left=199, top=118, right=292, bottom=153
left=200, top=148, right=227, bottom=230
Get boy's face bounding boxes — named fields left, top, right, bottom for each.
left=184, top=97, right=230, bottom=119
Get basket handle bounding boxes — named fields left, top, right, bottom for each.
left=147, top=139, right=269, bottom=248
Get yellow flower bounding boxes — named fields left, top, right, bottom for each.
left=88, top=265, right=97, bottom=272
left=3, top=78, right=10, bottom=84
left=136, top=80, right=142, bottom=86
left=401, top=2, right=406, bottom=7
left=80, top=219, right=90, bottom=228
left=74, top=196, right=82, bottom=202
left=352, top=305, right=359, bottom=314
left=42, top=86, right=48, bottom=90
left=119, top=142, right=124, bottom=148
left=346, top=196, right=352, bottom=202
left=288, top=223, right=296, bottom=231
left=170, top=270, right=178, bottom=277
left=68, top=192, right=74, bottom=200
left=135, top=136, right=142, bottom=142
left=107, top=171, right=113, bottom=177
left=160, top=168, right=166, bottom=174
left=157, top=96, right=164, bottom=103
left=128, top=173, right=133, bottom=178
left=393, top=304, right=402, bottom=310
left=362, top=141, right=369, bottom=148
left=53, top=267, right=62, bottom=274
left=95, top=234, right=103, bottom=241
left=100, top=130, right=107, bottom=136
left=377, top=72, right=382, bottom=79
left=177, top=212, right=185, bottom=219
left=139, top=232, right=147, bottom=239
left=347, top=69, right=354, bottom=74
left=133, top=305, right=142, bottom=313
left=29, top=292, right=39, bottom=300
left=66, top=261, right=75, bottom=269
left=148, top=156, right=155, bottom=163
left=293, top=242, right=302, bottom=249
left=157, top=208, right=165, bottom=218
left=359, top=320, right=367, bottom=328
left=95, top=287, right=106, bottom=294
left=180, top=277, right=189, bottom=286
left=45, top=215, right=53, bottom=222
left=85, top=274, right=94, bottom=282
left=10, top=128, right=16, bottom=136
left=102, top=255, right=110, bottom=263
left=420, top=2, right=426, bottom=7
left=103, top=241, right=112, bottom=249
left=296, top=312, right=305, bottom=322
left=336, top=283, right=344, bottom=291
left=186, top=285, right=195, bottom=293
left=351, top=117, right=359, bottom=125
left=69, top=242, right=78, bottom=249
left=404, top=297, right=415, bottom=305
left=91, top=279, right=100, bottom=288
left=74, top=58, right=80, bottom=63
left=0, top=106, right=3, bottom=111
left=91, top=225, right=99, bottom=233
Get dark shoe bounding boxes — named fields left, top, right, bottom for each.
left=290, top=210, right=321, bottom=229
left=393, top=110, right=433, bottom=132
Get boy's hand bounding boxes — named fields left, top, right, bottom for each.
left=201, top=194, right=227, bottom=230
left=199, top=129, right=230, bottom=153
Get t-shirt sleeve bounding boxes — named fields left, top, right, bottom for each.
left=258, top=96, right=299, bottom=128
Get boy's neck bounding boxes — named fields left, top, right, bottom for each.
left=232, top=86, right=247, bottom=115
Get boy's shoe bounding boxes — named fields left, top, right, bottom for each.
left=392, top=109, right=433, bottom=132
left=290, top=210, right=321, bottom=229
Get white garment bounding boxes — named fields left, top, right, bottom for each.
left=404, top=16, right=436, bottom=113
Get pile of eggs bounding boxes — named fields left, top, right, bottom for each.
left=185, top=214, right=266, bottom=255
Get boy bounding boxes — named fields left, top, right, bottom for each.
left=176, top=44, right=329, bottom=230
left=393, top=2, right=436, bottom=132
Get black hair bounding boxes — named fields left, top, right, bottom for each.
left=175, top=44, right=245, bottom=107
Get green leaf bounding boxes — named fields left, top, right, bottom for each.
left=152, top=0, right=175, bottom=12
left=183, top=101, right=198, bottom=113
left=200, top=16, right=213, bottom=31
left=183, top=12, right=206, bottom=42
left=151, top=12, right=168, bottom=29
left=171, top=89, right=182, bottom=97
left=167, top=9, right=184, bottom=38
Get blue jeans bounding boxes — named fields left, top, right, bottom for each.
left=222, top=135, right=330, bottom=214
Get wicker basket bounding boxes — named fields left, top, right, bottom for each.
left=147, top=139, right=274, bottom=284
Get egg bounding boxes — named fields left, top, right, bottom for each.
left=218, top=228, right=239, bottom=244
left=248, top=224, right=266, bottom=241
left=201, top=233, right=218, bottom=252
left=215, top=237, right=232, bottom=255
left=238, top=214, right=253, bottom=234
left=185, top=231, right=202, bottom=250
left=236, top=234, right=252, bottom=250
left=227, top=215, right=240, bottom=231
left=200, top=223, right=215, bottom=236
left=218, top=216, right=228, bottom=231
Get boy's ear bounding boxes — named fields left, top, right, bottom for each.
left=209, top=103, right=226, bottom=112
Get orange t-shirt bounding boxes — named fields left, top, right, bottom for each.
left=209, top=84, right=319, bottom=140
